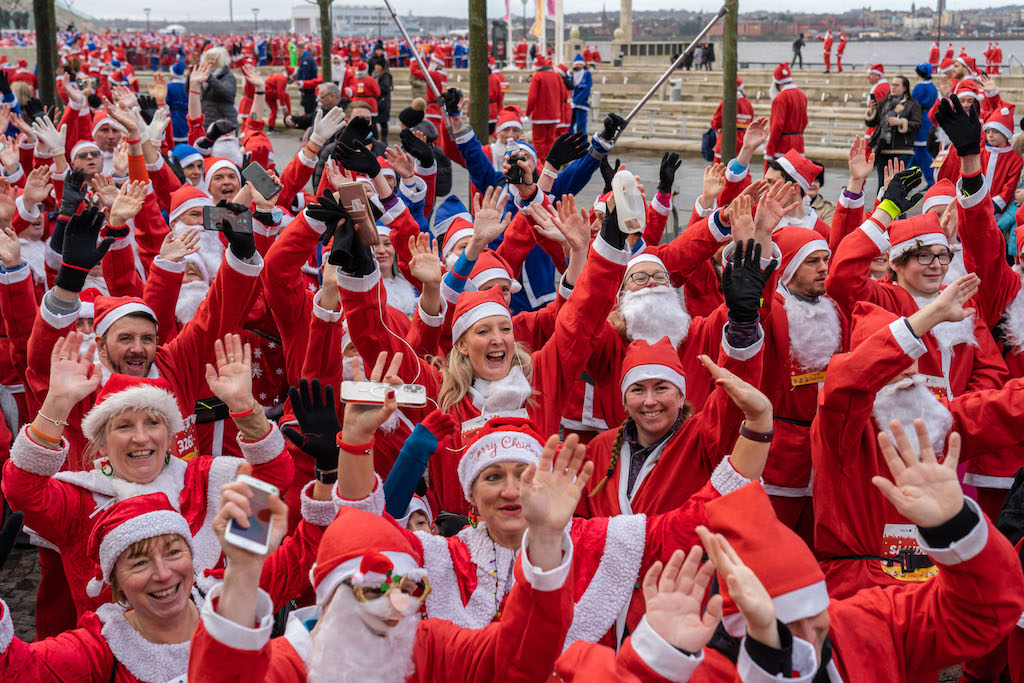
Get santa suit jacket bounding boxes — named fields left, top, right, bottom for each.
left=825, top=215, right=1007, bottom=400
left=338, top=231, right=631, bottom=515
left=711, top=96, right=754, bottom=159
left=487, top=71, right=507, bottom=123
left=527, top=68, right=567, bottom=125
left=188, top=538, right=575, bottom=683
left=811, top=314, right=1024, bottom=598
left=980, top=143, right=1023, bottom=213
left=765, top=85, right=807, bottom=161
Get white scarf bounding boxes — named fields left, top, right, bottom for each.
left=383, top=274, right=418, bottom=317
left=1001, top=269, right=1024, bottom=353
left=469, top=365, right=533, bottom=413
left=19, top=238, right=47, bottom=284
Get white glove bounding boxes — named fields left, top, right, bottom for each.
left=147, top=109, right=171, bottom=143
left=309, top=107, right=346, bottom=147
left=130, top=107, right=150, bottom=145
left=30, top=117, right=66, bottom=156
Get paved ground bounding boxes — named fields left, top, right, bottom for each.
left=3, top=546, right=41, bottom=641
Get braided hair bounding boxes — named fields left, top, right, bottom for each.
left=589, top=405, right=692, bottom=497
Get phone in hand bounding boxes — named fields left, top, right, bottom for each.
left=335, top=182, right=379, bottom=246
left=504, top=142, right=527, bottom=185
left=223, top=475, right=279, bottom=555
left=242, top=161, right=282, bottom=200
left=203, top=205, right=254, bottom=233
left=340, top=381, right=428, bottom=408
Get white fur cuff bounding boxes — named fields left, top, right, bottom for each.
left=591, top=233, right=631, bottom=266
left=631, top=617, right=705, bottom=682
left=336, top=263, right=381, bottom=292
left=332, top=473, right=386, bottom=516
left=225, top=247, right=264, bottom=278
left=737, top=633, right=818, bottom=683
left=519, top=529, right=573, bottom=591
left=152, top=256, right=186, bottom=273
left=711, top=456, right=753, bottom=496
left=312, top=289, right=343, bottom=323
left=417, top=296, right=447, bottom=328
left=238, top=424, right=285, bottom=465
left=300, top=481, right=339, bottom=527
left=0, top=262, right=31, bottom=285
left=200, top=584, right=275, bottom=651
left=9, top=427, right=67, bottom=477
left=0, top=599, right=13, bottom=652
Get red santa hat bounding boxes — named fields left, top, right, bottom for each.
left=775, top=150, right=824, bottom=193
left=939, top=57, right=954, bottom=73
left=92, top=295, right=157, bottom=338
left=849, top=301, right=899, bottom=351
left=534, top=55, right=551, bottom=69
left=451, top=286, right=512, bottom=342
left=168, top=183, right=214, bottom=223
left=496, top=106, right=524, bottom=134
left=954, top=79, right=982, bottom=100
left=619, top=337, right=686, bottom=399
left=955, top=54, right=977, bottom=73
left=867, top=63, right=885, bottom=77
left=922, top=178, right=956, bottom=213
left=70, top=139, right=101, bottom=160
left=92, top=110, right=127, bottom=138
left=79, top=287, right=101, bottom=319
left=468, top=249, right=522, bottom=293
left=772, top=62, right=792, bottom=85
left=85, top=493, right=194, bottom=597
left=707, top=482, right=830, bottom=636
left=397, top=494, right=433, bottom=528
left=774, top=226, right=830, bottom=287
left=457, top=417, right=544, bottom=500
left=310, top=507, right=426, bottom=606
left=81, top=374, right=184, bottom=444
left=887, top=212, right=948, bottom=264
left=204, top=157, right=240, bottom=189
left=435, top=195, right=475, bottom=256
left=354, top=60, right=368, bottom=77
left=983, top=104, right=1015, bottom=141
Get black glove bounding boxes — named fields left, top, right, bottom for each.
left=935, top=96, right=982, bottom=157
left=205, top=118, right=236, bottom=142
left=600, top=156, right=620, bottom=194
left=23, top=98, right=45, bottom=124
left=722, top=239, right=776, bottom=323
left=333, top=140, right=381, bottom=177
left=281, top=378, right=342, bottom=478
left=305, top=189, right=352, bottom=246
left=600, top=113, right=626, bottom=141
left=55, top=207, right=114, bottom=292
left=86, top=93, right=102, bottom=110
left=545, top=131, right=589, bottom=170
left=307, top=190, right=374, bottom=273
left=599, top=207, right=626, bottom=250
left=658, top=152, right=681, bottom=194
left=137, top=94, right=158, bottom=125
left=400, top=127, right=435, bottom=167
left=0, top=511, right=23, bottom=572
left=439, top=87, right=462, bottom=116
left=0, top=71, right=10, bottom=97
left=879, top=166, right=925, bottom=218
left=59, top=168, right=89, bottom=217
left=215, top=200, right=256, bottom=260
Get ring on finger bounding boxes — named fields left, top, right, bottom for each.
left=227, top=357, right=235, bottom=364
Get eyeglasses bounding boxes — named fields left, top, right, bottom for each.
left=75, top=150, right=102, bottom=160
left=626, top=271, right=670, bottom=286
left=913, top=250, right=954, bottom=266
left=344, top=574, right=432, bottom=604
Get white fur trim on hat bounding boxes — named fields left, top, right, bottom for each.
left=775, top=156, right=809, bottom=191
left=457, top=430, right=544, bottom=500
left=620, top=364, right=686, bottom=399
left=169, top=195, right=213, bottom=223
left=177, top=151, right=203, bottom=169
left=87, top=509, right=193, bottom=597
left=204, top=159, right=239, bottom=187
left=312, top=550, right=420, bottom=606
left=469, top=268, right=522, bottom=293
left=441, top=225, right=475, bottom=255
left=983, top=120, right=1014, bottom=141
left=922, top=194, right=954, bottom=213
left=70, top=140, right=100, bottom=159
left=95, top=301, right=157, bottom=337
left=889, top=232, right=949, bottom=264
left=397, top=496, right=433, bottom=528
left=496, top=118, right=524, bottom=134
left=93, top=117, right=127, bottom=138
left=867, top=67, right=885, bottom=77
left=81, top=384, right=186, bottom=443
left=722, top=580, right=830, bottom=637
left=451, top=300, right=511, bottom=342
left=626, top=253, right=668, bottom=277
left=781, top=239, right=829, bottom=286
left=80, top=301, right=95, bottom=318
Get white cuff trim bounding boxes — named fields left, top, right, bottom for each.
left=301, top=212, right=329, bottom=236
left=399, top=176, right=427, bottom=204
left=725, top=162, right=749, bottom=184
left=15, top=195, right=40, bottom=222
left=200, top=584, right=274, bottom=651
left=225, top=247, right=264, bottom=278
left=889, top=318, right=927, bottom=359
left=416, top=296, right=447, bottom=327
left=631, top=617, right=705, bottom=682
left=0, top=599, right=12, bottom=652
left=859, top=220, right=891, bottom=253
left=40, top=297, right=81, bottom=330
left=651, top=194, right=672, bottom=217
left=238, top=423, right=285, bottom=465
left=300, top=481, right=339, bottom=527
left=298, top=148, right=317, bottom=168
left=312, top=289, right=343, bottom=322
left=519, top=528, right=573, bottom=591
left=692, top=196, right=715, bottom=219
left=722, top=324, right=764, bottom=361
left=378, top=199, right=407, bottom=226
left=962, top=473, right=1015, bottom=489
left=413, top=160, right=437, bottom=177
left=711, top=456, right=754, bottom=496
left=108, top=236, right=133, bottom=252
left=9, top=428, right=68, bottom=477
left=331, top=473, right=386, bottom=515
left=914, top=497, right=989, bottom=565
left=737, top=633, right=818, bottom=683
left=708, top=210, right=732, bottom=243
left=153, top=256, right=187, bottom=273
left=0, top=261, right=31, bottom=285
left=5, top=166, right=24, bottom=185
left=145, top=156, right=166, bottom=172
left=838, top=192, right=865, bottom=209
left=336, top=263, right=382, bottom=293
left=454, top=128, right=476, bottom=145
left=956, top=177, right=990, bottom=210
left=591, top=233, right=631, bottom=266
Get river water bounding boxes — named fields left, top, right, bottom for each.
left=735, top=39, right=1022, bottom=71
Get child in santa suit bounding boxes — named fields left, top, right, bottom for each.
left=980, top=104, right=1023, bottom=215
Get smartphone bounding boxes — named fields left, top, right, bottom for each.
left=90, top=77, right=101, bottom=88
left=223, top=474, right=279, bottom=554
left=242, top=161, right=282, bottom=200
left=335, top=182, right=379, bottom=246
left=341, top=381, right=428, bottom=408
left=203, top=205, right=253, bottom=233
left=76, top=79, right=89, bottom=90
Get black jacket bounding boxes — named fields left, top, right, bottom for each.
left=866, top=94, right=922, bottom=154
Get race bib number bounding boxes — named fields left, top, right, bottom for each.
left=879, top=524, right=939, bottom=582
left=173, top=415, right=199, bottom=462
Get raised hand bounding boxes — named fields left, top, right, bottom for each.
left=932, top=272, right=979, bottom=322
left=469, top=185, right=512, bottom=257
left=698, top=354, right=773, bottom=427
left=0, top=225, right=20, bottom=267
left=22, top=165, right=52, bottom=208
left=754, top=179, right=801, bottom=234
left=697, top=526, right=778, bottom=647
left=281, top=378, right=342, bottom=475
left=91, top=174, right=120, bottom=211
left=873, top=419, right=965, bottom=527
left=439, top=87, right=462, bottom=116
left=60, top=167, right=89, bottom=216
left=642, top=546, right=724, bottom=653
left=521, top=433, right=593, bottom=540
left=30, top=115, right=67, bottom=156
left=658, top=151, right=682, bottom=194
left=881, top=156, right=906, bottom=191
left=936, top=96, right=982, bottom=157
left=147, top=72, right=168, bottom=102
left=112, top=142, right=129, bottom=178
left=555, top=194, right=591, bottom=254
left=527, top=202, right=567, bottom=245
left=742, top=116, right=769, bottom=151
left=147, top=108, right=171, bottom=142
left=384, top=145, right=415, bottom=179
left=0, top=178, right=14, bottom=225
left=158, top=228, right=201, bottom=262
left=545, top=131, right=589, bottom=170
left=699, top=162, right=726, bottom=208
left=599, top=112, right=627, bottom=142
left=56, top=207, right=113, bottom=293
left=204, top=118, right=235, bottom=143
left=205, top=334, right=256, bottom=413
left=324, top=161, right=355, bottom=191
left=408, top=232, right=443, bottom=285
left=241, top=63, right=265, bottom=90
left=721, top=238, right=775, bottom=323
left=190, top=62, right=211, bottom=85
left=0, top=135, right=17, bottom=174
left=939, top=200, right=958, bottom=244
left=399, top=127, right=435, bottom=168
left=847, top=136, right=876, bottom=187
left=47, top=331, right=101, bottom=408
left=341, top=351, right=404, bottom=443
left=102, top=98, right=138, bottom=137
left=879, top=166, right=924, bottom=218
left=599, top=156, right=621, bottom=194
left=333, top=140, right=381, bottom=177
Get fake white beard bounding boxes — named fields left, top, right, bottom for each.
left=444, top=251, right=459, bottom=270
left=78, top=332, right=97, bottom=361
left=383, top=274, right=419, bottom=317
left=174, top=221, right=225, bottom=277
left=187, top=175, right=209, bottom=194
left=469, top=364, right=533, bottom=413
left=175, top=280, right=210, bottom=324
left=19, top=238, right=46, bottom=284
left=308, top=589, right=418, bottom=683
left=912, top=295, right=979, bottom=355
left=1001, top=269, right=1024, bottom=353
left=782, top=292, right=842, bottom=371
left=617, top=286, right=691, bottom=349
left=872, top=375, right=953, bottom=457
left=210, top=138, right=243, bottom=168
left=83, top=272, right=109, bottom=296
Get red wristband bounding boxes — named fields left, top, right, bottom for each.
left=336, top=436, right=374, bottom=455
left=126, top=138, right=141, bottom=145
left=189, top=89, right=201, bottom=94
left=229, top=403, right=257, bottom=419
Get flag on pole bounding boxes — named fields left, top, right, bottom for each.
left=504, top=0, right=510, bottom=24
left=530, top=0, right=543, bottom=36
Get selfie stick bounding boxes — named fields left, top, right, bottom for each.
left=383, top=0, right=456, bottom=136
left=611, top=7, right=728, bottom=143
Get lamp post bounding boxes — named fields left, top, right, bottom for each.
left=521, top=0, right=528, bottom=41
left=252, top=7, right=259, bottom=33
left=144, top=7, right=151, bottom=32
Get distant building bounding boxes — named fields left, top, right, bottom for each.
left=290, top=3, right=421, bottom=37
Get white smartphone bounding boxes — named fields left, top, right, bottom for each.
left=223, top=474, right=279, bottom=555
left=340, top=381, right=428, bottom=408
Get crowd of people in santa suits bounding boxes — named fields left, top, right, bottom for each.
left=0, top=27, right=1021, bottom=683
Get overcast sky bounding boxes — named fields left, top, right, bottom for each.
left=72, top=0, right=1000, bottom=23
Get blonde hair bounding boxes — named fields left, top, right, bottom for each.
left=201, top=47, right=230, bottom=70
left=437, top=343, right=535, bottom=412
left=10, top=81, right=31, bottom=107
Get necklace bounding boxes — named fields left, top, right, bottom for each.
left=488, top=536, right=516, bottom=618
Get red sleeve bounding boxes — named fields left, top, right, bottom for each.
left=142, top=261, right=185, bottom=345
left=643, top=480, right=719, bottom=570
left=765, top=97, right=786, bottom=158
left=187, top=114, right=205, bottom=146
left=957, top=182, right=1021, bottom=328
left=418, top=163, right=438, bottom=220
left=0, top=608, right=112, bottom=683
left=276, top=147, right=317, bottom=212
left=824, top=217, right=895, bottom=318
left=0, top=267, right=38, bottom=391
left=258, top=516, right=325, bottom=612
left=100, top=238, right=145, bottom=298
left=711, top=101, right=724, bottom=131
left=643, top=193, right=672, bottom=246
left=495, top=210, right=540, bottom=276
left=994, top=153, right=1023, bottom=210
left=649, top=211, right=732, bottom=285
left=828, top=193, right=866, bottom=254
left=132, top=192, right=171, bottom=275
left=148, top=156, right=183, bottom=214
left=187, top=621, right=276, bottom=683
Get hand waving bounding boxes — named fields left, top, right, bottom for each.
left=205, top=334, right=255, bottom=413
left=282, top=378, right=342, bottom=474
left=520, top=433, right=594, bottom=537
left=642, top=546, right=723, bottom=654
left=341, top=351, right=404, bottom=443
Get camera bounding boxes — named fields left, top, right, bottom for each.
left=504, top=142, right=527, bottom=185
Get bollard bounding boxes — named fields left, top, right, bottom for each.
left=591, top=91, right=601, bottom=122
left=669, top=78, right=682, bottom=102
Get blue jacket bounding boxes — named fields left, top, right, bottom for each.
left=296, top=51, right=318, bottom=83
left=912, top=81, right=938, bottom=143
left=166, top=81, right=188, bottom=141
left=2, top=92, right=21, bottom=138
left=572, top=70, right=592, bottom=110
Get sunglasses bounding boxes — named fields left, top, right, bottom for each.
left=75, top=150, right=103, bottom=160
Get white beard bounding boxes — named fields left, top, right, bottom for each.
left=19, top=238, right=46, bottom=284
left=782, top=291, right=842, bottom=371
left=308, top=590, right=418, bottom=683
left=78, top=332, right=97, bottom=361
left=1001, top=268, right=1024, bottom=354
left=342, top=355, right=357, bottom=381
left=210, top=138, right=243, bottom=168
left=872, top=375, right=953, bottom=456
left=175, top=280, right=210, bottom=324
left=469, top=364, right=533, bottom=413
left=617, top=286, right=691, bottom=349
left=912, top=295, right=979, bottom=355
left=174, top=221, right=225, bottom=277
left=383, top=275, right=418, bottom=317
left=444, top=252, right=459, bottom=270
left=83, top=272, right=109, bottom=296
